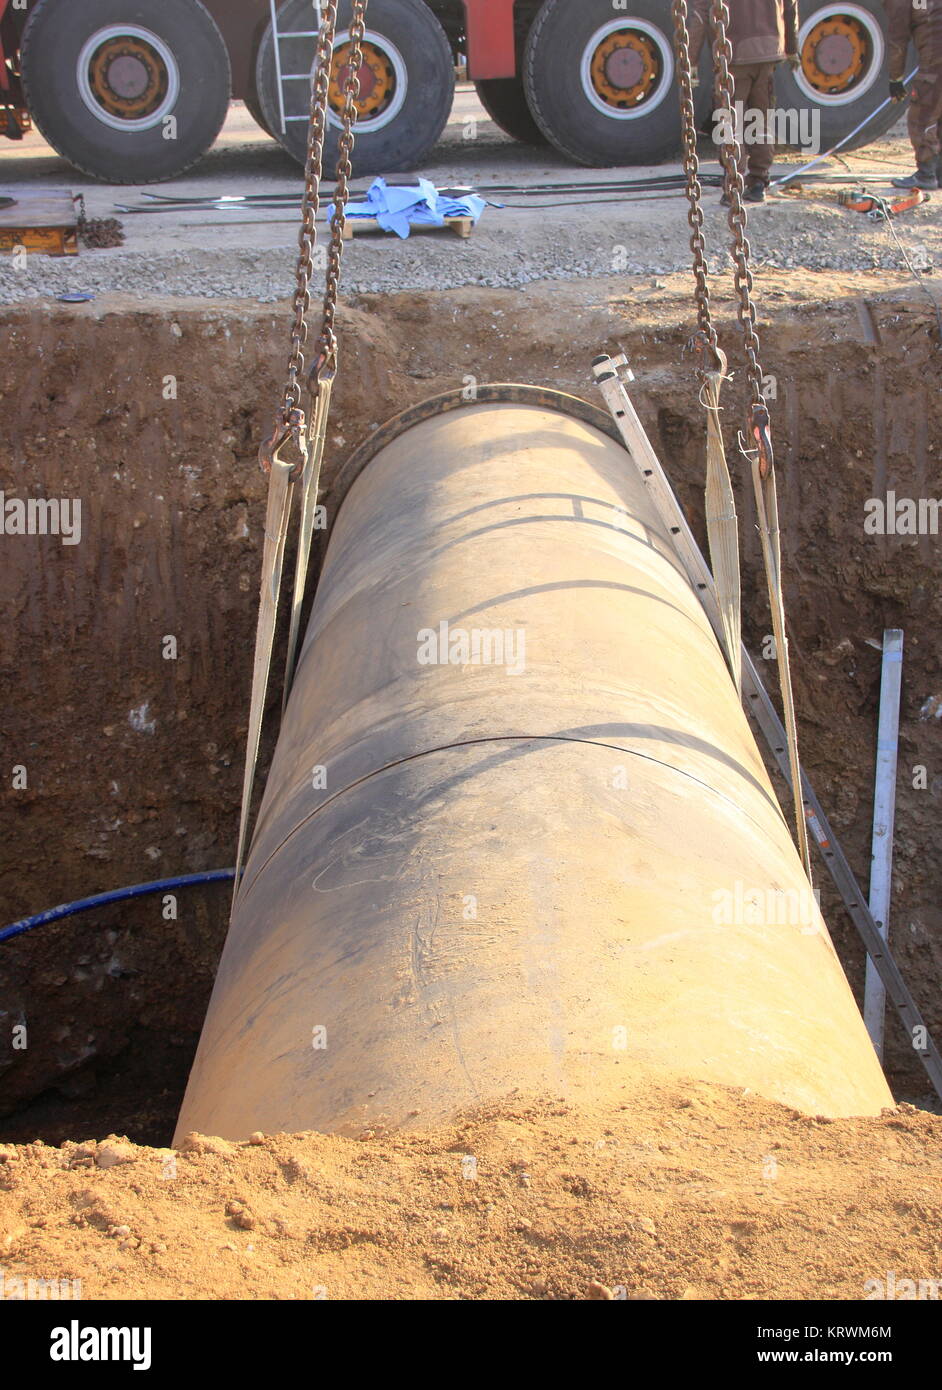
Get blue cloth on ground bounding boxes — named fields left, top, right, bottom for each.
left=328, top=177, right=485, bottom=238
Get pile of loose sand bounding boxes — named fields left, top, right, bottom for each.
left=2, top=1080, right=940, bottom=1301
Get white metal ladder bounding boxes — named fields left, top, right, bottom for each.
left=268, top=0, right=324, bottom=134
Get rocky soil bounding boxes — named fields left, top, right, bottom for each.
left=1, top=101, right=939, bottom=302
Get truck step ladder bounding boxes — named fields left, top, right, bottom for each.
left=592, top=350, right=942, bottom=1104
left=268, top=0, right=323, bottom=135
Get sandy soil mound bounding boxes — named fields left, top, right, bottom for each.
left=2, top=1080, right=940, bottom=1301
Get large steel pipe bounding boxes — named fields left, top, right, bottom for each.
left=176, top=387, right=891, bottom=1142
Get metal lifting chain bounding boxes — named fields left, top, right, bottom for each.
left=281, top=3, right=339, bottom=422
left=320, top=0, right=367, bottom=370
left=282, top=0, right=366, bottom=703
left=671, top=0, right=719, bottom=363
left=709, top=0, right=768, bottom=435
left=672, top=0, right=741, bottom=693
left=276, top=0, right=367, bottom=428
left=234, top=0, right=367, bottom=902
left=671, top=0, right=811, bottom=877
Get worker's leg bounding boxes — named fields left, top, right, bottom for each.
left=730, top=64, right=758, bottom=182
left=724, top=64, right=774, bottom=201
left=909, top=70, right=942, bottom=160
left=743, top=62, right=776, bottom=187
left=893, top=70, right=942, bottom=188
left=896, top=22, right=942, bottom=187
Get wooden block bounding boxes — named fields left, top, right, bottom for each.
left=0, top=188, right=78, bottom=257
left=0, top=225, right=78, bottom=256
left=341, top=215, right=474, bottom=241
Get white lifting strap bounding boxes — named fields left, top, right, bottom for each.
left=232, top=416, right=305, bottom=904
left=283, top=366, right=335, bottom=705
left=701, top=362, right=742, bottom=694
left=749, top=442, right=812, bottom=878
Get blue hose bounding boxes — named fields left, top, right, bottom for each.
left=0, top=869, right=235, bottom=944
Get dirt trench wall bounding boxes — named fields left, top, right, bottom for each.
left=0, top=280, right=940, bottom=1144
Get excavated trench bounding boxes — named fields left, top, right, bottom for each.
left=1, top=279, right=940, bottom=1145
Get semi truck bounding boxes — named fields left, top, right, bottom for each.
left=1, top=0, right=902, bottom=182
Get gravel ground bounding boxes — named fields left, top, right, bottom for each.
left=1, top=90, right=940, bottom=303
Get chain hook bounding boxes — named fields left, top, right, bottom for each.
left=751, top=402, right=773, bottom=480
left=702, top=336, right=728, bottom=379
left=683, top=329, right=727, bottom=383
left=308, top=331, right=338, bottom=394
left=258, top=405, right=307, bottom=480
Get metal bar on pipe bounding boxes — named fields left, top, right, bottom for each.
left=591, top=357, right=942, bottom=1102
left=864, top=629, right=904, bottom=1058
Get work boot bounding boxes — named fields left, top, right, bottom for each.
left=720, top=186, right=762, bottom=207
left=891, top=163, right=938, bottom=190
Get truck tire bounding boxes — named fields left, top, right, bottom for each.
left=20, top=0, right=230, bottom=183
left=776, top=1, right=908, bottom=154
left=474, top=77, right=547, bottom=146
left=523, top=0, right=710, bottom=166
left=243, top=90, right=277, bottom=141
left=256, top=0, right=454, bottom=177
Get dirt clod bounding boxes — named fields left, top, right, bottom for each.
left=95, top=1140, right=138, bottom=1169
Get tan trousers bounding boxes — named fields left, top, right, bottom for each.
left=719, top=61, right=777, bottom=184
left=909, top=70, right=942, bottom=165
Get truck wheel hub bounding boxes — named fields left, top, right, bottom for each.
left=90, top=42, right=164, bottom=116
left=578, top=19, right=674, bottom=121
left=329, top=40, right=394, bottom=120
left=77, top=25, right=181, bottom=130
left=591, top=32, right=657, bottom=106
left=813, top=32, right=856, bottom=77
left=603, top=46, right=645, bottom=92
left=802, top=16, right=866, bottom=92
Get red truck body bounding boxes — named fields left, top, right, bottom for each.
left=0, top=2, right=903, bottom=179
left=0, top=0, right=518, bottom=114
